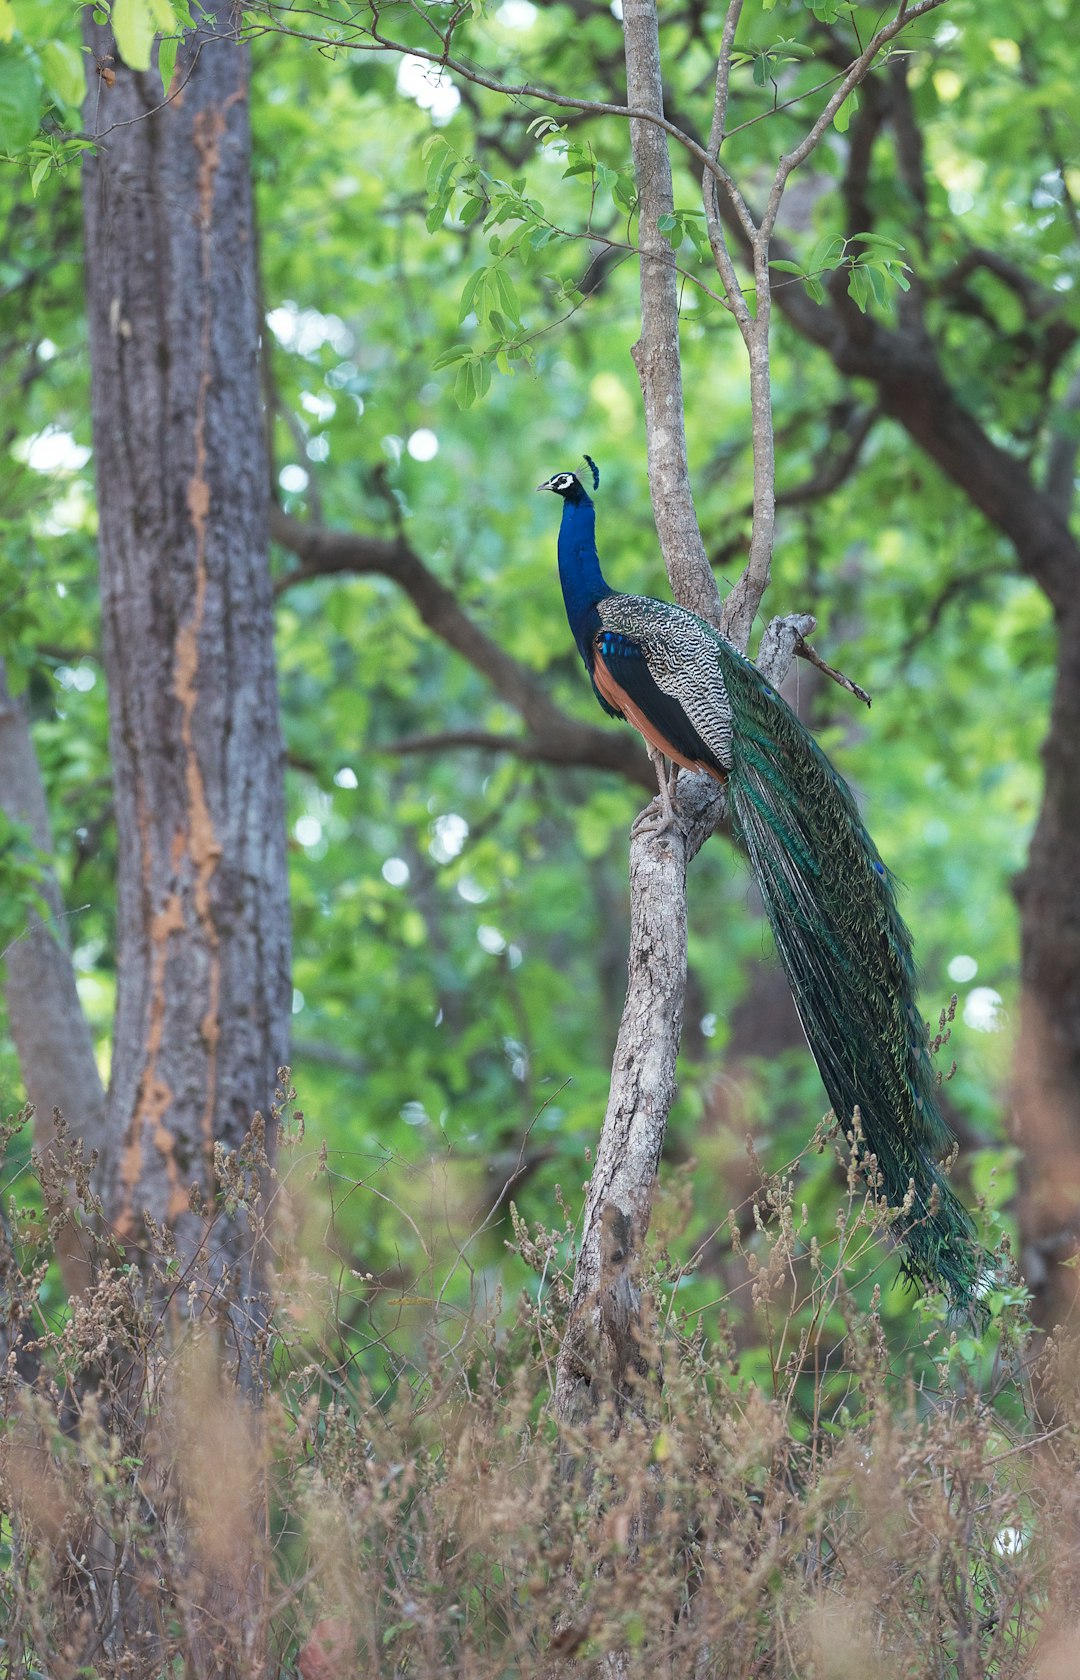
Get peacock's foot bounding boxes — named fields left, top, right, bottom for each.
left=631, top=797, right=684, bottom=841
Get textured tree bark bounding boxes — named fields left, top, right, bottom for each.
left=82, top=8, right=291, bottom=1318
left=621, top=0, right=718, bottom=626
left=0, top=661, right=106, bottom=1296
left=1012, top=606, right=1080, bottom=1333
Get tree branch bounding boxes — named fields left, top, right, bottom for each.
left=240, top=6, right=731, bottom=185
left=623, top=0, right=719, bottom=626
left=379, top=728, right=653, bottom=786
left=759, top=0, right=949, bottom=244
left=555, top=608, right=810, bottom=1426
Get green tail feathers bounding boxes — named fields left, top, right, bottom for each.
left=716, top=637, right=989, bottom=1312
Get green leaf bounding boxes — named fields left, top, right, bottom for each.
left=612, top=175, right=637, bottom=212
left=459, top=266, right=486, bottom=322
left=769, top=259, right=806, bottom=276
left=847, top=265, right=871, bottom=312
left=425, top=197, right=449, bottom=234
left=424, top=139, right=456, bottom=197
left=0, top=50, right=40, bottom=156
left=40, top=40, right=85, bottom=110
left=656, top=213, right=678, bottom=234
left=113, top=0, right=157, bottom=72
left=849, top=232, right=906, bottom=252
left=0, top=3, right=15, bottom=46
left=493, top=266, right=519, bottom=324
left=808, top=234, right=846, bottom=274
left=833, top=87, right=859, bottom=134
left=157, top=33, right=178, bottom=96
left=430, top=344, right=471, bottom=369
left=455, top=359, right=476, bottom=408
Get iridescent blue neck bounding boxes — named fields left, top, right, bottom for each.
left=557, top=488, right=613, bottom=658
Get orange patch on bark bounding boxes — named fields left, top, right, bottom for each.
left=169, top=104, right=229, bottom=1156
left=117, top=891, right=187, bottom=1233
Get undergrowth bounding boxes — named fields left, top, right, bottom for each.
left=0, top=1086, right=1076, bottom=1679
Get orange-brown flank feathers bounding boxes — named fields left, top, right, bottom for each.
left=592, top=640, right=727, bottom=781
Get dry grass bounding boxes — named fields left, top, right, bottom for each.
left=0, top=1095, right=1075, bottom=1680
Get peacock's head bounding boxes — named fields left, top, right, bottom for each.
left=536, top=455, right=600, bottom=498
left=536, top=470, right=580, bottom=496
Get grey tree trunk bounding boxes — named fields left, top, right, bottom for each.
left=0, top=660, right=106, bottom=1296
left=82, top=5, right=291, bottom=1314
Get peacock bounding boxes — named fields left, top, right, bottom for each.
left=538, top=457, right=987, bottom=1311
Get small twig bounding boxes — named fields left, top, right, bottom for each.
left=795, top=634, right=872, bottom=707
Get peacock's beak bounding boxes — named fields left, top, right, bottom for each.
left=536, top=479, right=553, bottom=492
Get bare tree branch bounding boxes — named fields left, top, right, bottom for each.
left=703, top=0, right=948, bottom=650
left=937, top=245, right=1074, bottom=325
left=623, top=0, right=719, bottom=626
left=379, top=728, right=654, bottom=786
left=555, top=607, right=811, bottom=1426
left=795, top=634, right=871, bottom=706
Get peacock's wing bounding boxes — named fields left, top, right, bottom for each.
left=595, top=598, right=731, bottom=776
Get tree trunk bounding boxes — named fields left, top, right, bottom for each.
left=1013, top=603, right=1080, bottom=1332
left=81, top=7, right=291, bottom=1322
left=0, top=659, right=106, bottom=1296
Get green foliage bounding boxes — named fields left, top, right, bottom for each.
left=771, top=231, right=911, bottom=311
left=730, top=36, right=812, bottom=90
